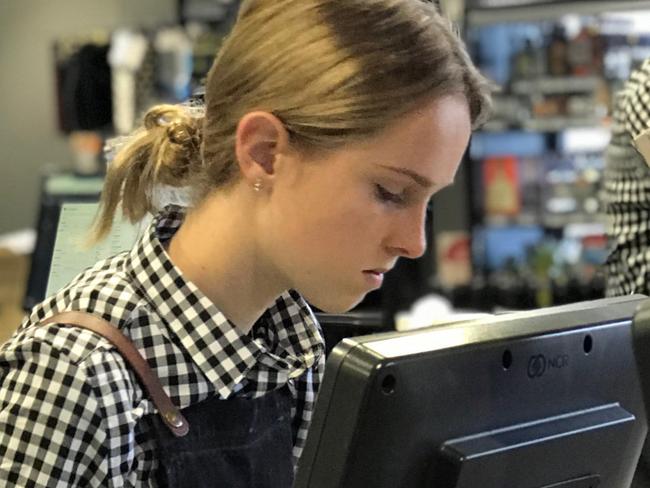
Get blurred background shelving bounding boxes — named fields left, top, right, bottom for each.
left=431, top=0, right=650, bottom=313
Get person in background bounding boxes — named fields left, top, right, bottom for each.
left=602, top=58, right=650, bottom=488
left=603, top=58, right=650, bottom=298
left=0, top=0, right=491, bottom=486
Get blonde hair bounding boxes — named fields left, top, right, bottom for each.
left=91, top=0, right=492, bottom=242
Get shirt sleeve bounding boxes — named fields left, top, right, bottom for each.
left=290, top=349, right=326, bottom=465
left=0, top=341, right=110, bottom=487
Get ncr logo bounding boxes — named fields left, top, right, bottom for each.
left=527, top=353, right=569, bottom=378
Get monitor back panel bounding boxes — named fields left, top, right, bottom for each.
left=296, top=296, right=648, bottom=488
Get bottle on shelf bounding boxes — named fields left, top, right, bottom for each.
left=547, top=25, right=569, bottom=77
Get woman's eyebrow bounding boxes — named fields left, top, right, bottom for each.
left=377, top=164, right=438, bottom=189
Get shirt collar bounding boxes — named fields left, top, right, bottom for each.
left=125, top=205, right=324, bottom=398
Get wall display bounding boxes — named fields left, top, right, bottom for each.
left=458, top=4, right=650, bottom=311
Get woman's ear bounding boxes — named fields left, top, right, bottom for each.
left=235, top=111, right=290, bottom=188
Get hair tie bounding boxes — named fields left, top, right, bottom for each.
left=166, top=121, right=194, bottom=146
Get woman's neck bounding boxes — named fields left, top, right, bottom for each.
left=167, top=191, right=287, bottom=334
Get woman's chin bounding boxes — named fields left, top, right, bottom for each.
left=306, top=293, right=367, bottom=315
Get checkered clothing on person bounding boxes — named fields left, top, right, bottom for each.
left=603, top=59, right=650, bottom=297
left=0, top=205, right=325, bottom=487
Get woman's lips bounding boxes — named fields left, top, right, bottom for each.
left=362, top=270, right=386, bottom=288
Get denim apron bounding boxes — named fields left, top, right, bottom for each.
left=147, top=386, right=295, bottom=488
left=39, top=312, right=296, bottom=488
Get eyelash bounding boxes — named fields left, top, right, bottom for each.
left=375, top=184, right=406, bottom=206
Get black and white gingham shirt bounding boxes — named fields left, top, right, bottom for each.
left=603, top=59, right=650, bottom=297
left=0, top=205, right=325, bottom=487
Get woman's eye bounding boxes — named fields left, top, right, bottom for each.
left=375, top=184, right=406, bottom=205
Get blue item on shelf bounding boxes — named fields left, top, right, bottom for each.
left=470, top=131, right=548, bottom=159
left=474, top=225, right=545, bottom=271
left=471, top=23, right=545, bottom=86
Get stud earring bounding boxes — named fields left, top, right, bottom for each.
left=253, top=179, right=263, bottom=192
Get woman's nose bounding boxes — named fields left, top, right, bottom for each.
left=385, top=206, right=427, bottom=259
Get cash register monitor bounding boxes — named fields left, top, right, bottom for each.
left=295, top=295, right=648, bottom=488
left=24, top=199, right=140, bottom=309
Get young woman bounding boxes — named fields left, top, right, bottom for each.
left=0, top=0, right=491, bottom=486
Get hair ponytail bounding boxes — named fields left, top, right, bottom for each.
left=89, top=104, right=203, bottom=244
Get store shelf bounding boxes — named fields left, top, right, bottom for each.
left=522, top=117, right=605, bottom=132
left=467, top=0, right=650, bottom=26
left=481, top=118, right=608, bottom=133
left=460, top=0, right=648, bottom=309
left=511, top=76, right=600, bottom=95
left=484, top=214, right=540, bottom=227
left=541, top=212, right=606, bottom=229
left=483, top=213, right=606, bottom=229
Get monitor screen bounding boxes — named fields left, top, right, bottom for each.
left=24, top=195, right=97, bottom=310
left=24, top=197, right=140, bottom=310
left=295, top=295, right=648, bottom=488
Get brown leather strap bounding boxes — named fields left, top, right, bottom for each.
left=41, top=311, right=189, bottom=437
